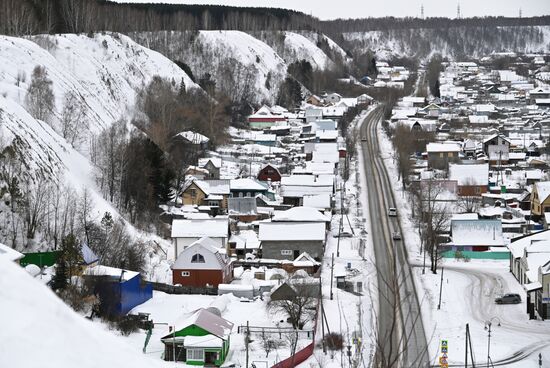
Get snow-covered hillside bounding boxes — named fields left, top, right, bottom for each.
left=0, top=33, right=197, bottom=135
left=130, top=30, right=289, bottom=104
left=343, top=25, right=550, bottom=60
left=0, top=256, right=167, bottom=368
left=255, top=31, right=334, bottom=70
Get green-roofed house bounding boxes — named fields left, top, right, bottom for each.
left=161, top=308, right=233, bottom=366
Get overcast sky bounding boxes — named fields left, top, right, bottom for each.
left=116, top=0, right=550, bottom=20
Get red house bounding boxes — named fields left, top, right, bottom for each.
left=172, top=237, right=233, bottom=287
left=257, top=164, right=282, bottom=182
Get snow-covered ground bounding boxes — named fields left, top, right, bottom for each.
left=0, top=256, right=168, bottom=368
left=376, top=121, right=550, bottom=367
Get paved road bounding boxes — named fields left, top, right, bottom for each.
left=359, top=106, right=430, bottom=368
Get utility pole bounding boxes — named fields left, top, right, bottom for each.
left=457, top=3, right=461, bottom=19
left=330, top=253, right=334, bottom=300
left=486, top=322, right=492, bottom=368
left=465, top=323, right=469, bottom=368
left=246, top=320, right=250, bottom=368
left=420, top=4, right=425, bottom=19
left=437, top=267, right=444, bottom=310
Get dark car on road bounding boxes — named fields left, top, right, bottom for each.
left=495, top=293, right=521, bottom=304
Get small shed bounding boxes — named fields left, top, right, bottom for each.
left=83, top=265, right=152, bottom=317
left=161, top=308, right=234, bottom=367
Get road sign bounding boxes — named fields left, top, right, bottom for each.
left=439, top=357, right=448, bottom=364
left=441, top=347, right=448, bottom=353
left=441, top=340, right=448, bottom=348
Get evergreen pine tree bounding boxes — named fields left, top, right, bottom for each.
left=52, top=259, right=68, bottom=291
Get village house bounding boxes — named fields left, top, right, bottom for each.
left=531, top=181, right=550, bottom=220
left=529, top=88, right=550, bottom=104
left=306, top=94, right=323, bottom=106
left=257, top=164, right=282, bottom=182
left=448, top=216, right=505, bottom=251
left=280, top=174, right=334, bottom=206
left=198, top=158, right=222, bottom=180
left=171, top=218, right=229, bottom=259
left=483, top=134, right=510, bottom=165
left=172, top=237, right=233, bottom=288
left=426, top=142, right=462, bottom=170
left=448, top=163, right=489, bottom=196
left=229, top=178, right=269, bottom=198
left=83, top=265, right=152, bottom=317
left=173, top=131, right=210, bottom=152
left=259, top=221, right=326, bottom=260
left=161, top=308, right=233, bottom=367
left=227, top=197, right=260, bottom=223
left=184, top=166, right=210, bottom=180
left=325, top=92, right=342, bottom=104
left=248, top=105, right=287, bottom=130
left=181, top=179, right=230, bottom=211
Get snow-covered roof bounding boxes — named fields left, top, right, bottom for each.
left=83, top=265, right=139, bottom=282
left=303, top=194, right=332, bottom=210
left=451, top=219, right=505, bottom=247
left=0, top=243, right=24, bottom=262
left=172, top=237, right=230, bottom=270
left=198, top=157, right=222, bottom=169
left=185, top=334, right=224, bottom=348
left=509, top=231, right=550, bottom=259
left=168, top=308, right=234, bottom=340
left=449, top=163, right=489, bottom=186
left=189, top=179, right=230, bottom=196
left=230, top=178, right=267, bottom=191
left=176, top=131, right=210, bottom=144
left=281, top=174, right=334, bottom=187
left=259, top=222, right=326, bottom=242
left=426, top=142, right=462, bottom=153
left=272, top=207, right=330, bottom=222
left=228, top=197, right=257, bottom=215
left=171, top=218, right=228, bottom=239
left=81, top=242, right=99, bottom=265
left=535, top=182, right=550, bottom=203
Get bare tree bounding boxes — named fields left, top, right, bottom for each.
left=61, top=91, right=87, bottom=147
left=417, top=178, right=451, bottom=273
left=25, top=66, right=55, bottom=124
left=268, top=281, right=317, bottom=330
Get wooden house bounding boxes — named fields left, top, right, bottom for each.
left=172, top=237, right=233, bottom=287
left=162, top=308, right=233, bottom=366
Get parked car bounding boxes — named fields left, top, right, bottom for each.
left=392, top=232, right=401, bottom=240
left=333, top=231, right=353, bottom=238
left=388, top=207, right=397, bottom=217
left=361, top=136, right=367, bottom=141
left=495, top=293, right=521, bottom=304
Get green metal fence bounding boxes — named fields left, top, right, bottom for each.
left=441, top=250, right=510, bottom=260
left=19, top=251, right=61, bottom=267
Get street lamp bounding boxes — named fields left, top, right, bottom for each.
left=484, top=317, right=502, bottom=368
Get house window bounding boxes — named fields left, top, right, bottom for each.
left=475, top=187, right=481, bottom=194
left=447, top=152, right=454, bottom=158
left=181, top=271, right=190, bottom=277
left=191, top=254, right=205, bottom=263
left=246, top=192, right=251, bottom=197
left=187, top=348, right=204, bottom=361
left=439, top=152, right=444, bottom=158
left=281, top=250, right=292, bottom=256
left=239, top=192, right=243, bottom=198
left=190, top=188, right=197, bottom=198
